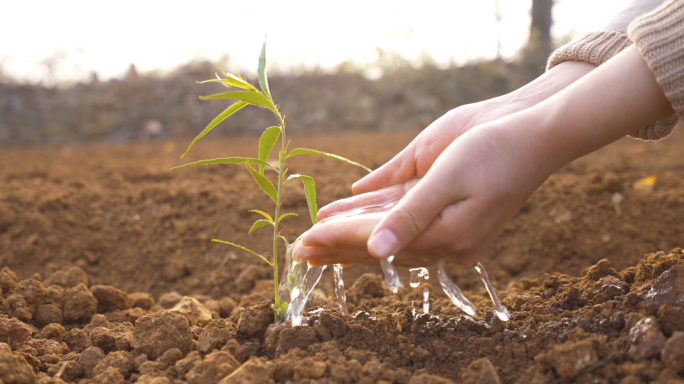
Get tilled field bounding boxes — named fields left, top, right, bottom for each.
left=1, top=130, right=684, bottom=383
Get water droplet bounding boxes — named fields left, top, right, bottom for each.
left=436, top=260, right=476, bottom=316
left=380, top=256, right=403, bottom=293
left=474, top=262, right=511, bottom=322
left=333, top=264, right=348, bottom=315
left=409, top=267, right=429, bottom=288
left=423, top=286, right=430, bottom=314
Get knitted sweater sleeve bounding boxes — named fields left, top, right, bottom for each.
left=629, top=0, right=684, bottom=138
left=546, top=0, right=679, bottom=140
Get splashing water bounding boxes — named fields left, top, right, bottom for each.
left=436, top=260, right=477, bottom=316
left=474, top=262, right=511, bottom=321
left=333, top=264, right=348, bottom=315
left=281, top=237, right=327, bottom=326
left=380, top=256, right=403, bottom=293
left=423, top=287, right=430, bottom=314
left=409, top=268, right=429, bottom=288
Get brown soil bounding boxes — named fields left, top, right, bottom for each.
left=1, top=130, right=684, bottom=383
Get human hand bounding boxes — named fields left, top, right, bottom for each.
left=351, top=61, right=596, bottom=195
left=295, top=46, right=673, bottom=268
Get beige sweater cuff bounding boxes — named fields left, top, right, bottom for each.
left=546, top=31, right=633, bottom=70
left=628, top=0, right=684, bottom=140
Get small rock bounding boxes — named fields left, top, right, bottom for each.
left=233, top=301, right=274, bottom=340
left=174, top=351, right=201, bottom=379
left=132, top=311, right=193, bottom=359
left=542, top=338, right=599, bottom=378
left=219, top=298, right=237, bottom=318
left=44, top=285, right=64, bottom=305
left=93, top=366, right=125, bottom=384
left=65, top=328, right=92, bottom=353
left=198, top=319, right=234, bottom=353
left=90, top=327, right=117, bottom=353
left=13, top=278, right=46, bottom=305
left=0, top=267, right=18, bottom=293
left=79, top=346, right=105, bottom=377
left=628, top=317, right=666, bottom=360
left=644, top=265, right=684, bottom=306
left=186, top=350, right=240, bottom=384
left=63, top=284, right=98, bottom=323
left=128, top=292, right=155, bottom=310
left=158, top=348, right=183, bottom=366
left=461, top=357, right=502, bottom=384
left=44, top=267, right=88, bottom=289
left=661, top=331, right=684, bottom=374
left=0, top=352, right=36, bottom=384
left=91, top=285, right=128, bottom=313
left=0, top=317, right=32, bottom=348
left=25, top=338, right=66, bottom=356
left=33, top=304, right=64, bottom=327
left=168, top=296, right=212, bottom=327
left=40, top=323, right=66, bottom=342
left=276, top=326, right=317, bottom=355
left=92, top=351, right=135, bottom=378
left=657, top=305, right=684, bottom=336
left=159, top=291, right=183, bottom=309
left=219, top=357, right=275, bottom=384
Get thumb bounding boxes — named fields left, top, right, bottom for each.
left=352, top=145, right=416, bottom=195
left=366, top=176, right=455, bottom=258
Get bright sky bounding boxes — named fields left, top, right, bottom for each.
left=1, top=0, right=630, bottom=84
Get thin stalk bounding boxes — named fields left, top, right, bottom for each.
left=272, top=113, right=287, bottom=321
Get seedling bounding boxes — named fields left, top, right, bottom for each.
left=172, top=38, right=370, bottom=321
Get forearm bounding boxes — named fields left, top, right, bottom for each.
left=536, top=45, right=674, bottom=170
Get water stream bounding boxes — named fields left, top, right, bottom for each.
left=282, top=185, right=511, bottom=325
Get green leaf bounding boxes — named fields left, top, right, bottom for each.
left=197, top=73, right=258, bottom=91
left=180, top=101, right=247, bottom=158
left=258, top=127, right=281, bottom=174
left=199, top=91, right=274, bottom=111
left=245, top=163, right=278, bottom=202
left=278, top=213, right=298, bottom=223
left=171, top=157, right=276, bottom=171
left=249, top=210, right=274, bottom=223
left=258, top=37, right=272, bottom=100
left=212, top=239, right=272, bottom=266
left=249, top=219, right=273, bottom=234
left=286, top=148, right=371, bottom=172
left=278, top=235, right=290, bottom=249
left=285, top=174, right=318, bottom=224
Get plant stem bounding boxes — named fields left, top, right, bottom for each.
left=272, top=113, right=287, bottom=321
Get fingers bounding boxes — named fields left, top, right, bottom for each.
left=316, top=185, right=405, bottom=222
left=303, top=212, right=384, bottom=249
left=308, top=257, right=379, bottom=267
left=351, top=145, right=416, bottom=195
left=367, top=171, right=460, bottom=259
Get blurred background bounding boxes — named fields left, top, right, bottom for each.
left=0, top=0, right=630, bottom=146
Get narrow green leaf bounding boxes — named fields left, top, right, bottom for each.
left=287, top=148, right=371, bottom=173
left=249, top=219, right=273, bottom=234
left=171, top=157, right=275, bottom=171
left=278, top=235, right=290, bottom=249
left=249, top=210, right=274, bottom=223
left=212, top=239, right=272, bottom=266
left=285, top=174, right=318, bottom=224
left=278, top=213, right=298, bottom=223
left=199, top=91, right=274, bottom=110
left=258, top=37, right=272, bottom=100
left=180, top=101, right=247, bottom=158
left=245, top=163, right=278, bottom=202
left=197, top=73, right=258, bottom=91
left=258, top=127, right=281, bottom=174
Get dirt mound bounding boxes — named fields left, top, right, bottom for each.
left=1, top=130, right=684, bottom=382
left=1, top=248, right=683, bottom=383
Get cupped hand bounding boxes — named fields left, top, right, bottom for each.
left=294, top=110, right=559, bottom=268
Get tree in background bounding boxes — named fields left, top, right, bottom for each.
left=521, top=0, right=554, bottom=79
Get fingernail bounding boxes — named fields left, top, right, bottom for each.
left=368, top=229, right=397, bottom=258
